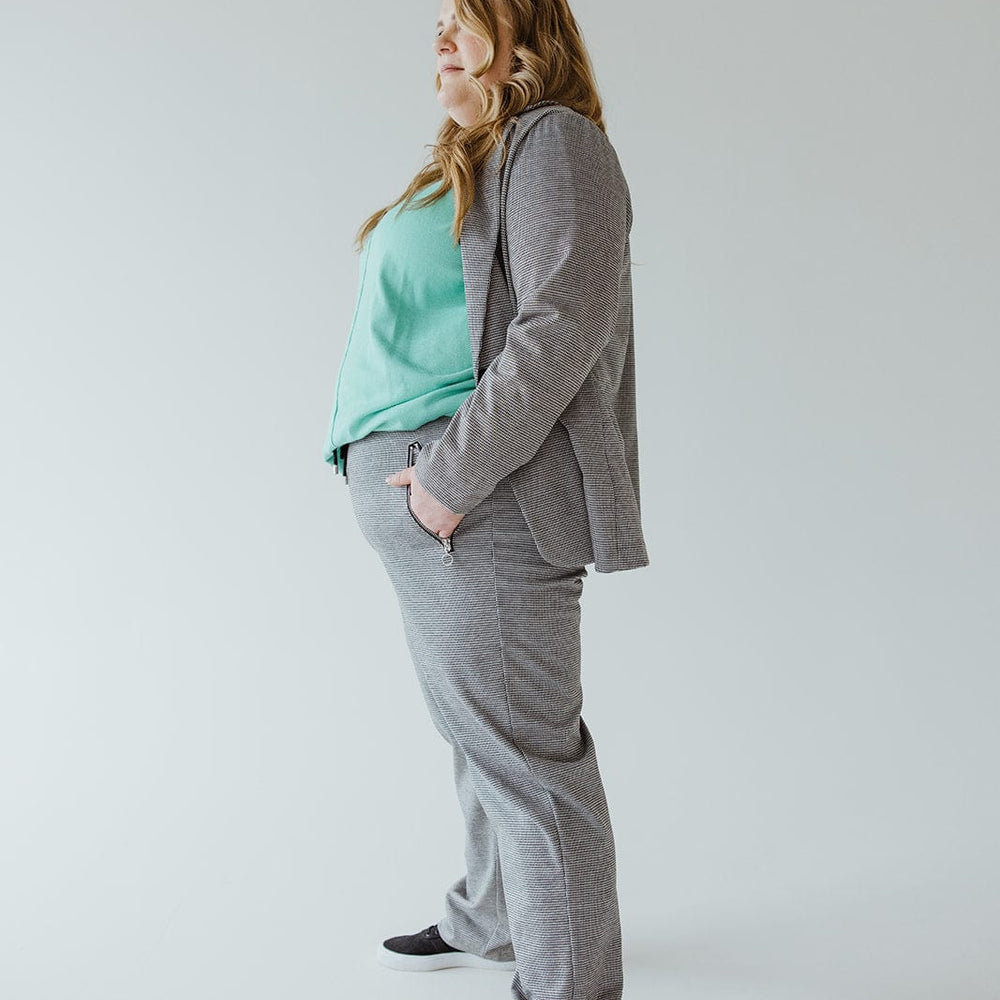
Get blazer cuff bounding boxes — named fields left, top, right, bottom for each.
left=412, top=433, right=480, bottom=515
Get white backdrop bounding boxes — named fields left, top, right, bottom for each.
left=1, top=2, right=997, bottom=998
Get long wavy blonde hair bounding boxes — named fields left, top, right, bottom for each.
left=352, top=0, right=606, bottom=253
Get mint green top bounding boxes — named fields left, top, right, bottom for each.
left=323, top=179, right=475, bottom=476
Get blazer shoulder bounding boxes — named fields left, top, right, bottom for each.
left=505, top=105, right=626, bottom=196
left=509, top=104, right=613, bottom=155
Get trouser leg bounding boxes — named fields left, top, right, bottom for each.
left=405, top=647, right=515, bottom=961
left=347, top=419, right=623, bottom=1000
left=438, top=743, right=514, bottom=961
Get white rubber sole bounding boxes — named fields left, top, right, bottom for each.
left=376, top=944, right=516, bottom=972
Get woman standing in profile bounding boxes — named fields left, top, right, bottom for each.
left=323, top=0, right=649, bottom=997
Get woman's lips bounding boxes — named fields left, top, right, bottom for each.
left=441, top=66, right=462, bottom=73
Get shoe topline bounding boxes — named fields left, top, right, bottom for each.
left=376, top=923, right=516, bottom=972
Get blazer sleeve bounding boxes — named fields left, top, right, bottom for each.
left=413, top=110, right=631, bottom=515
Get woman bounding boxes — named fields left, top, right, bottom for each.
left=323, top=1, right=649, bottom=997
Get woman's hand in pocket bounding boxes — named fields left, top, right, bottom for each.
left=385, top=466, right=465, bottom=539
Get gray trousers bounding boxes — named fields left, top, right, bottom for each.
left=347, top=414, right=624, bottom=1000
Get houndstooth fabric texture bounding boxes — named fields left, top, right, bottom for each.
left=348, top=414, right=624, bottom=1000
left=412, top=103, right=650, bottom=574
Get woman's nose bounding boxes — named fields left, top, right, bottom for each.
left=434, top=27, right=456, bottom=53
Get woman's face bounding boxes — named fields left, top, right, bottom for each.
left=434, top=0, right=514, bottom=126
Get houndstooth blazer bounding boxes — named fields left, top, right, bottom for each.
left=413, top=100, right=650, bottom=573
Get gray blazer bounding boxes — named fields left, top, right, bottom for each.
left=414, top=100, right=650, bottom=574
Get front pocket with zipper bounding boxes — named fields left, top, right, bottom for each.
left=406, top=440, right=456, bottom=564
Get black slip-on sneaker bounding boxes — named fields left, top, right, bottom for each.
left=376, top=923, right=516, bottom=972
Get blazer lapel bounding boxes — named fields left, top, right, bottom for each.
left=460, top=141, right=502, bottom=379
left=461, top=101, right=561, bottom=377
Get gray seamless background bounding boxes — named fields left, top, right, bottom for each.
left=1, top=2, right=997, bottom=999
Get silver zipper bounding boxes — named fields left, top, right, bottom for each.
left=407, top=440, right=455, bottom=566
